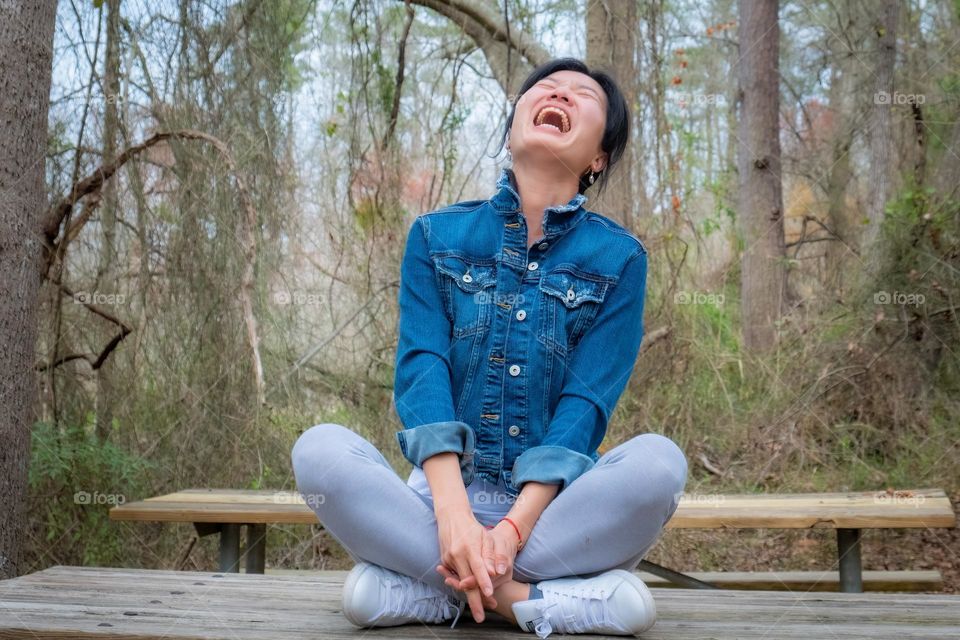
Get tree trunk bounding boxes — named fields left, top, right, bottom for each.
left=586, top=0, right=638, bottom=228
left=736, top=0, right=786, bottom=351
left=864, top=0, right=899, bottom=250
left=0, top=0, right=58, bottom=580
left=823, top=3, right=859, bottom=296
left=96, top=0, right=123, bottom=443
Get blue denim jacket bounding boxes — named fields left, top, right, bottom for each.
left=393, top=167, right=648, bottom=498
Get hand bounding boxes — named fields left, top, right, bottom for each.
left=437, top=520, right=519, bottom=593
left=435, top=506, right=496, bottom=622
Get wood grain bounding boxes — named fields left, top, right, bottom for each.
left=109, top=487, right=957, bottom=529
left=0, top=566, right=958, bottom=638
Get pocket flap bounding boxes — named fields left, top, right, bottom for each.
left=539, top=268, right=611, bottom=308
left=433, top=255, right=497, bottom=292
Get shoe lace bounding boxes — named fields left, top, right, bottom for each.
left=382, top=575, right=463, bottom=627
left=533, top=584, right=609, bottom=638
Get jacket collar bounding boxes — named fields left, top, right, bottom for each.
left=489, top=166, right=589, bottom=236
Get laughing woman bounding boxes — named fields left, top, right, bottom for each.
left=291, top=57, right=687, bottom=638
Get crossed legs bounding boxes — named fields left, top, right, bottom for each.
left=291, top=423, right=688, bottom=611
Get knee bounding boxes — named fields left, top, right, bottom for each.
left=291, top=422, right=355, bottom=483
left=621, top=432, right=688, bottom=500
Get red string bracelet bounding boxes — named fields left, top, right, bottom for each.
left=500, top=516, right=524, bottom=550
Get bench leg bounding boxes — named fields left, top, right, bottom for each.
left=836, top=528, right=863, bottom=593
left=219, top=524, right=242, bottom=573
left=245, top=524, right=266, bottom=574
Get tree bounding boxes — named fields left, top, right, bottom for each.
left=0, top=0, right=58, bottom=580
left=736, top=0, right=786, bottom=350
left=864, top=0, right=899, bottom=251
left=586, top=0, right=638, bottom=227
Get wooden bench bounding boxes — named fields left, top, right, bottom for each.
left=109, top=487, right=956, bottom=593
left=2, top=566, right=959, bottom=638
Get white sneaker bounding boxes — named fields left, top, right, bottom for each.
left=511, top=569, right=657, bottom=638
left=341, top=561, right=466, bottom=628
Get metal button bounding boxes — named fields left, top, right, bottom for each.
left=538, top=242, right=549, bottom=250
left=462, top=273, right=473, bottom=283
left=508, top=425, right=521, bottom=437
left=566, top=288, right=575, bottom=301
left=508, top=364, right=521, bottom=376
left=527, top=261, right=539, bottom=271
left=515, top=309, right=526, bottom=321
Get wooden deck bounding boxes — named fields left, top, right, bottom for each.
left=1, top=566, right=959, bottom=638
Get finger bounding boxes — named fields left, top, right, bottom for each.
left=482, top=531, right=497, bottom=575
left=437, top=566, right=462, bottom=589
left=456, top=575, right=478, bottom=590
left=436, top=564, right=457, bottom=580
left=453, top=558, right=485, bottom=622
left=468, top=551, right=495, bottom=598
left=493, top=536, right=509, bottom=575
left=445, top=576, right=463, bottom=590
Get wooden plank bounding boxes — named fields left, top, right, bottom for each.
left=110, top=488, right=957, bottom=529
left=109, top=500, right=319, bottom=524
left=261, top=568, right=942, bottom=592
left=1, top=566, right=958, bottom=639
left=640, top=569, right=943, bottom=592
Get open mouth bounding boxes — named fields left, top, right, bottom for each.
left=533, top=105, right=571, bottom=134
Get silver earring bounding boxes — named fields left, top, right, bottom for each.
left=588, top=172, right=595, bottom=185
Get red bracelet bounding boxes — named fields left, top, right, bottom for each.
left=500, top=516, right=524, bottom=550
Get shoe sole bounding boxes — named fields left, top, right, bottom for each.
left=609, top=569, right=657, bottom=633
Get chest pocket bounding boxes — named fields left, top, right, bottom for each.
left=433, top=254, right=498, bottom=339
left=537, top=266, right=614, bottom=355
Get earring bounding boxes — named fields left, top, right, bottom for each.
left=588, top=171, right=595, bottom=185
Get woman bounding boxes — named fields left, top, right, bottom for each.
left=292, top=57, right=687, bottom=638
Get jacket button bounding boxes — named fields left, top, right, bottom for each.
left=515, top=309, right=526, bottom=321
left=508, top=364, right=521, bottom=376
left=566, top=288, right=575, bottom=301
left=508, top=425, right=521, bottom=437
left=527, top=261, right=539, bottom=271
left=462, top=273, right=473, bottom=283
left=538, top=242, right=549, bottom=250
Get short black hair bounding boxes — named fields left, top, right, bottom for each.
left=493, top=57, right=631, bottom=197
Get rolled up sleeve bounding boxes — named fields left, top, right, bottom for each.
left=511, top=248, right=648, bottom=493
left=393, top=215, right=475, bottom=484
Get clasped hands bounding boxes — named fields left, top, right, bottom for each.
left=435, top=506, right=521, bottom=622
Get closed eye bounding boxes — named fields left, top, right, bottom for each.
left=536, top=81, right=599, bottom=102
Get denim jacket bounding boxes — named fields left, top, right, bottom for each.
left=393, top=167, right=648, bottom=498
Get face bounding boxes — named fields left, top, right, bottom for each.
left=507, top=70, right=609, bottom=180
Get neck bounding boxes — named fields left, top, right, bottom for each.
left=510, top=160, right=580, bottom=246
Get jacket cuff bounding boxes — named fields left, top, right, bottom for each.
left=395, top=421, right=476, bottom=485
left=510, top=445, right=595, bottom=493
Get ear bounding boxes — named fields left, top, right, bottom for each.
left=592, top=152, right=608, bottom=173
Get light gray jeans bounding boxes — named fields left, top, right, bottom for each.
left=291, top=422, right=687, bottom=600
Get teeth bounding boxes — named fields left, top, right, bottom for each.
left=535, top=106, right=570, bottom=133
